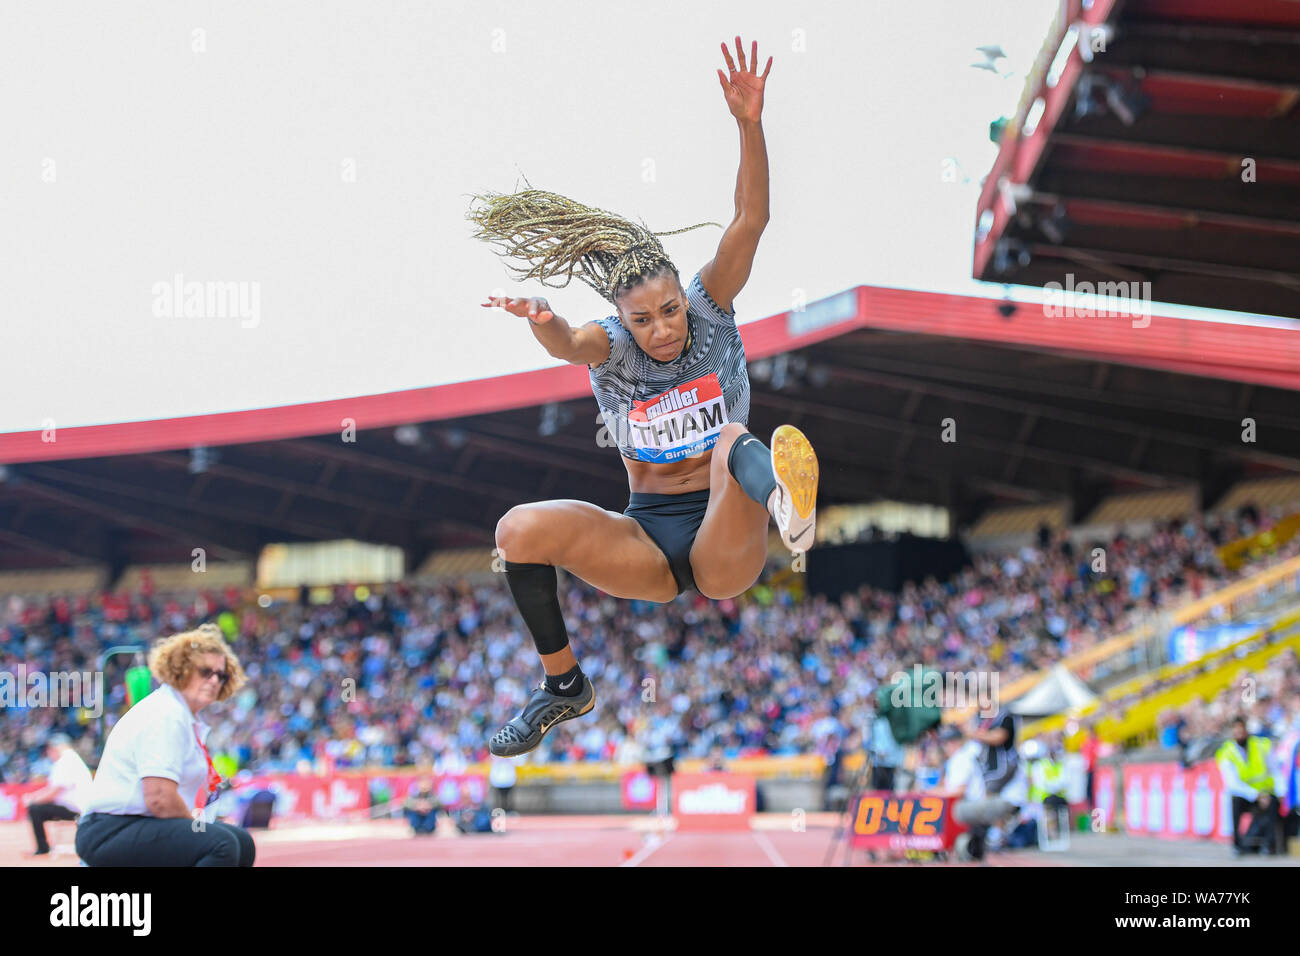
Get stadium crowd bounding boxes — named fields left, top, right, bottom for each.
left=1, top=504, right=1298, bottom=784
left=1155, top=647, right=1300, bottom=766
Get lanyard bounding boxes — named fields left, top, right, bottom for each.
left=192, top=723, right=222, bottom=810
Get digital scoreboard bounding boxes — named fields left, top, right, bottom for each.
left=848, top=792, right=967, bottom=852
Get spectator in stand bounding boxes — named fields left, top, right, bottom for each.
left=404, top=778, right=440, bottom=836
left=909, top=729, right=946, bottom=792
left=5, top=501, right=1298, bottom=782
left=1078, top=719, right=1101, bottom=810
left=21, top=734, right=92, bottom=857
left=869, top=710, right=902, bottom=791
left=1159, top=710, right=1186, bottom=752
left=821, top=732, right=852, bottom=810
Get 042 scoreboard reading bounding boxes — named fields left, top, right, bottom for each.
left=849, top=793, right=965, bottom=851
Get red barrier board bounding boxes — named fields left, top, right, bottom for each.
left=0, top=784, right=45, bottom=822
left=848, top=791, right=966, bottom=852
left=0, top=772, right=488, bottom=822
left=1094, top=765, right=1118, bottom=831
left=621, top=771, right=658, bottom=812
left=354, top=772, right=487, bottom=813
left=245, top=771, right=487, bottom=818
left=671, top=772, right=755, bottom=830
left=1120, top=761, right=1231, bottom=842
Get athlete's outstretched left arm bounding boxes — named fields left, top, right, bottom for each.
left=699, top=36, right=772, bottom=314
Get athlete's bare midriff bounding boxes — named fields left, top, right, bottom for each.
left=622, top=448, right=714, bottom=495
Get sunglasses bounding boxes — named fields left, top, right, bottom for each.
left=196, top=666, right=230, bottom=687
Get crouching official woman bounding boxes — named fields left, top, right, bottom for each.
left=76, top=624, right=256, bottom=867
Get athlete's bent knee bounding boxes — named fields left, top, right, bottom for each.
left=716, top=422, right=748, bottom=454
left=695, top=570, right=761, bottom=602
left=495, top=504, right=550, bottom=563
left=696, top=581, right=744, bottom=602
left=712, top=423, right=749, bottom=477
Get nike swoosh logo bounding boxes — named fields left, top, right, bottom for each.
left=791, top=526, right=811, bottom=543
left=540, top=706, right=573, bottom=734
left=558, top=676, right=577, bottom=690
left=742, top=437, right=760, bottom=448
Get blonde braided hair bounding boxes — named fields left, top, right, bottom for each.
left=466, top=184, right=721, bottom=305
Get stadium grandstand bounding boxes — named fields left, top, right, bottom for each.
left=974, top=0, right=1300, bottom=321
left=3, top=273, right=1300, bottom=861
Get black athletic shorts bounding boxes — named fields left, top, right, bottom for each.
left=624, top=489, right=711, bottom=597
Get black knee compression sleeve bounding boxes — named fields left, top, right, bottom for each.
left=503, top=561, right=569, bottom=655
left=727, top=433, right=778, bottom=507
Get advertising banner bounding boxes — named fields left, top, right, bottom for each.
left=1, top=771, right=488, bottom=822
left=1120, top=761, right=1231, bottom=842
left=671, top=772, right=756, bottom=831
left=621, top=770, right=658, bottom=812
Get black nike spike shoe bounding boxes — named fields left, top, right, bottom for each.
left=489, top=677, right=596, bottom=758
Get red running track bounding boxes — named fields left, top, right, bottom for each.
left=0, top=816, right=1057, bottom=867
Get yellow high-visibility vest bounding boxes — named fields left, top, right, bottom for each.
left=1030, top=758, right=1066, bottom=802
left=1216, top=736, right=1274, bottom=793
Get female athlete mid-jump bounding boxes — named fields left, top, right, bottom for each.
left=469, top=36, right=819, bottom=757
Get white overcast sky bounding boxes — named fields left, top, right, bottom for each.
left=6, top=0, right=1275, bottom=435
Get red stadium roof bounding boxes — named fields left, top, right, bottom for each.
left=3, top=284, right=1298, bottom=465
left=973, top=0, right=1300, bottom=318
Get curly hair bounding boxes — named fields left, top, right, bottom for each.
left=466, top=182, right=721, bottom=305
left=148, top=623, right=246, bottom=702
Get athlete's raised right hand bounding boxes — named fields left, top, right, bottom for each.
left=481, top=294, right=555, bottom=323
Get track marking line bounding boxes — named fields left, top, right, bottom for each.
left=619, top=834, right=672, bottom=867
left=751, top=830, right=788, bottom=867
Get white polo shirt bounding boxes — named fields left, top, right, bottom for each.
left=47, top=748, right=94, bottom=814
left=943, top=740, right=984, bottom=799
left=82, top=683, right=213, bottom=817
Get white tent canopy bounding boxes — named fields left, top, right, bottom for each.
left=1009, top=664, right=1099, bottom=718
